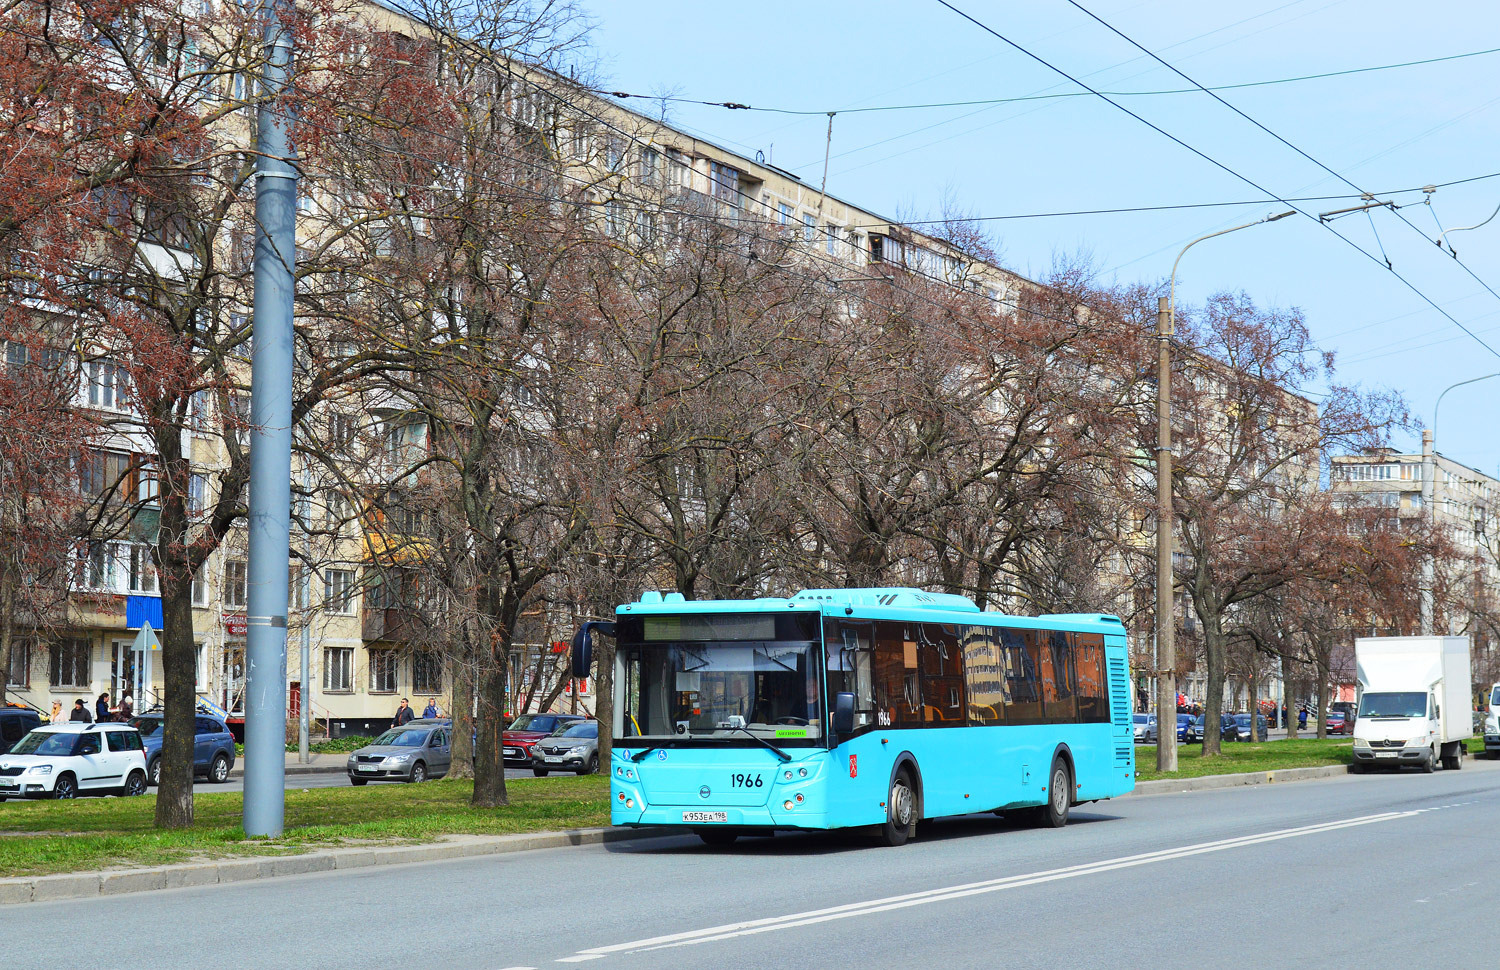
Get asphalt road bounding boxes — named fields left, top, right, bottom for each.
left=10, top=759, right=1498, bottom=969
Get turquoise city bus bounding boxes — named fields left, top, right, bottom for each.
left=594, top=587, right=1135, bottom=847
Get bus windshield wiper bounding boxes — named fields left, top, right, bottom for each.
left=725, top=724, right=791, bottom=763
left=629, top=744, right=663, bottom=763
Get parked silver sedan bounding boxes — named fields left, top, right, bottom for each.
left=531, top=720, right=598, bottom=776
left=347, top=720, right=452, bottom=784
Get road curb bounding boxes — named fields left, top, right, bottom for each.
left=1126, top=763, right=1351, bottom=797
left=0, top=827, right=669, bottom=906
left=226, top=763, right=345, bottom=779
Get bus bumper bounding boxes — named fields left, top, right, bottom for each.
left=613, top=805, right=831, bottom=830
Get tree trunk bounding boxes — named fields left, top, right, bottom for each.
left=1247, top=669, right=1260, bottom=742
left=447, top=646, right=474, bottom=780
left=471, top=659, right=509, bottom=807
left=154, top=580, right=197, bottom=828
left=1200, top=612, right=1227, bottom=757
left=595, top=633, right=614, bottom=768
left=0, top=574, right=14, bottom=708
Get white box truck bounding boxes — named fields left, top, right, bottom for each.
left=1483, top=682, right=1500, bottom=759
left=1351, top=636, right=1471, bottom=773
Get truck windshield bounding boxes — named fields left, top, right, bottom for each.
left=616, top=612, right=823, bottom=746
left=1492, top=686, right=1500, bottom=708
left=1358, top=692, right=1427, bottom=718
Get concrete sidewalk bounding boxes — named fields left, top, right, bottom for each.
left=226, top=753, right=347, bottom=778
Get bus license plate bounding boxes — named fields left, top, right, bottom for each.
left=682, top=811, right=727, bottom=823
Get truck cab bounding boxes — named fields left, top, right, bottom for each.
left=1350, top=636, right=1472, bottom=773
left=1351, top=690, right=1441, bottom=770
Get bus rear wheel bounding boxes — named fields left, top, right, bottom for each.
left=881, top=769, right=917, bottom=847
left=1031, top=758, right=1071, bottom=829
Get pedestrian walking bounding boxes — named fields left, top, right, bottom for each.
left=50, top=700, right=62, bottom=724
left=70, top=699, right=92, bottom=722
left=392, top=698, right=414, bottom=727
left=95, top=692, right=111, bottom=722
left=422, top=699, right=439, bottom=719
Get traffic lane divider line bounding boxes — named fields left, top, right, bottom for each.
left=571, top=809, right=1429, bottom=958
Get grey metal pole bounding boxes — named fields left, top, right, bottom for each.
left=1424, top=373, right=1500, bottom=636
left=1154, top=296, right=1177, bottom=773
left=299, top=562, right=310, bottom=764
left=1420, top=429, right=1434, bottom=636
left=244, top=0, right=297, bottom=838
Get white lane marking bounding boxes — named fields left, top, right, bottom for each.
left=572, top=808, right=1430, bottom=958
left=554, top=957, right=606, bottom=963
left=496, top=966, right=537, bottom=969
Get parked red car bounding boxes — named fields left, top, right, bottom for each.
left=1326, top=711, right=1350, bottom=735
left=501, top=713, right=587, bottom=766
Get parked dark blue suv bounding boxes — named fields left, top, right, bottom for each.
left=129, top=714, right=237, bottom=785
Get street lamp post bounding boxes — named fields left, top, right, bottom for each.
left=1421, top=373, right=1500, bottom=634
left=1156, top=211, right=1294, bottom=771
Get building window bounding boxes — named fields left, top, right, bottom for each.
left=640, top=147, right=659, bottom=185
left=323, top=647, right=352, bottom=692
left=369, top=650, right=398, bottom=693
left=187, top=389, right=212, bottom=432
left=777, top=202, right=792, bottom=226
left=187, top=473, right=207, bottom=517
left=192, top=561, right=209, bottom=607
left=128, top=544, right=158, bottom=594
left=7, top=641, right=30, bottom=688
left=802, top=212, right=816, bottom=244
left=324, top=568, right=355, bottom=614
left=825, top=223, right=839, bottom=255
left=709, top=161, right=740, bottom=205
left=195, top=643, right=206, bottom=689
left=224, top=559, right=247, bottom=608
left=413, top=651, right=442, bottom=694
left=86, top=360, right=128, bottom=410
left=50, top=638, right=90, bottom=688
left=289, top=564, right=309, bottom=610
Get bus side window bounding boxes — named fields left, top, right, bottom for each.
left=825, top=620, right=876, bottom=730
left=1004, top=628, right=1045, bottom=725
left=1074, top=633, right=1108, bottom=723
left=873, top=621, right=923, bottom=729
left=962, top=626, right=1007, bottom=725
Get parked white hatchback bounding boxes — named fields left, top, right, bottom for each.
left=0, top=722, right=149, bottom=800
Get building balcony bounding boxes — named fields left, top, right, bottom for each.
left=362, top=607, right=426, bottom=643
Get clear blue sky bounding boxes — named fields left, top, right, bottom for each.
left=581, top=0, right=1500, bottom=476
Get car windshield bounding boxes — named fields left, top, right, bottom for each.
left=128, top=717, right=164, bottom=737
left=508, top=715, right=556, bottom=733
left=556, top=722, right=597, bottom=739
left=371, top=729, right=429, bottom=747
left=9, top=731, right=81, bottom=756
left=1358, top=692, right=1427, bottom=718
left=617, top=611, right=823, bottom=744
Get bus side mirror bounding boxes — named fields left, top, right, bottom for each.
left=832, top=692, right=856, bottom=735
left=571, top=622, right=616, bottom=679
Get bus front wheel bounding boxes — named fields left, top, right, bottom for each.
left=881, top=769, right=917, bottom=847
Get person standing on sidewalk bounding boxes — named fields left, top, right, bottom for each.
left=422, top=699, right=439, bottom=719
left=392, top=698, right=414, bottom=727
left=95, top=692, right=112, bottom=722
left=70, top=699, right=92, bottom=722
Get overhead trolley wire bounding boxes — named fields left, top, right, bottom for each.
left=932, top=0, right=1500, bottom=363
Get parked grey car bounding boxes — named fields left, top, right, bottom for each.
left=1132, top=713, right=1158, bottom=744
left=531, top=720, right=598, bottom=776
left=347, top=720, right=451, bottom=784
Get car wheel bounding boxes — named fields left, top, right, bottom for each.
left=209, top=754, right=230, bottom=784
left=53, top=773, right=77, bottom=799
left=123, top=770, right=147, bottom=797
left=409, top=761, right=427, bottom=784
left=881, top=768, right=917, bottom=847
left=148, top=758, right=161, bottom=787
left=698, top=829, right=737, bottom=847
left=533, top=767, right=549, bottom=777
left=350, top=776, right=368, bottom=786
left=1033, top=757, right=1071, bottom=829
left=579, top=754, right=599, bottom=775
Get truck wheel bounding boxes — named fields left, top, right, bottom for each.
left=1422, top=747, right=1436, bottom=773
left=1441, top=744, right=1462, bottom=770
left=881, top=768, right=917, bottom=846
left=1350, top=762, right=1364, bottom=774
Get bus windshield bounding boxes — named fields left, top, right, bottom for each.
left=616, top=612, right=823, bottom=745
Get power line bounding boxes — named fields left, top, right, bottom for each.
left=932, top=0, right=1500, bottom=364
left=605, top=44, right=1500, bottom=117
